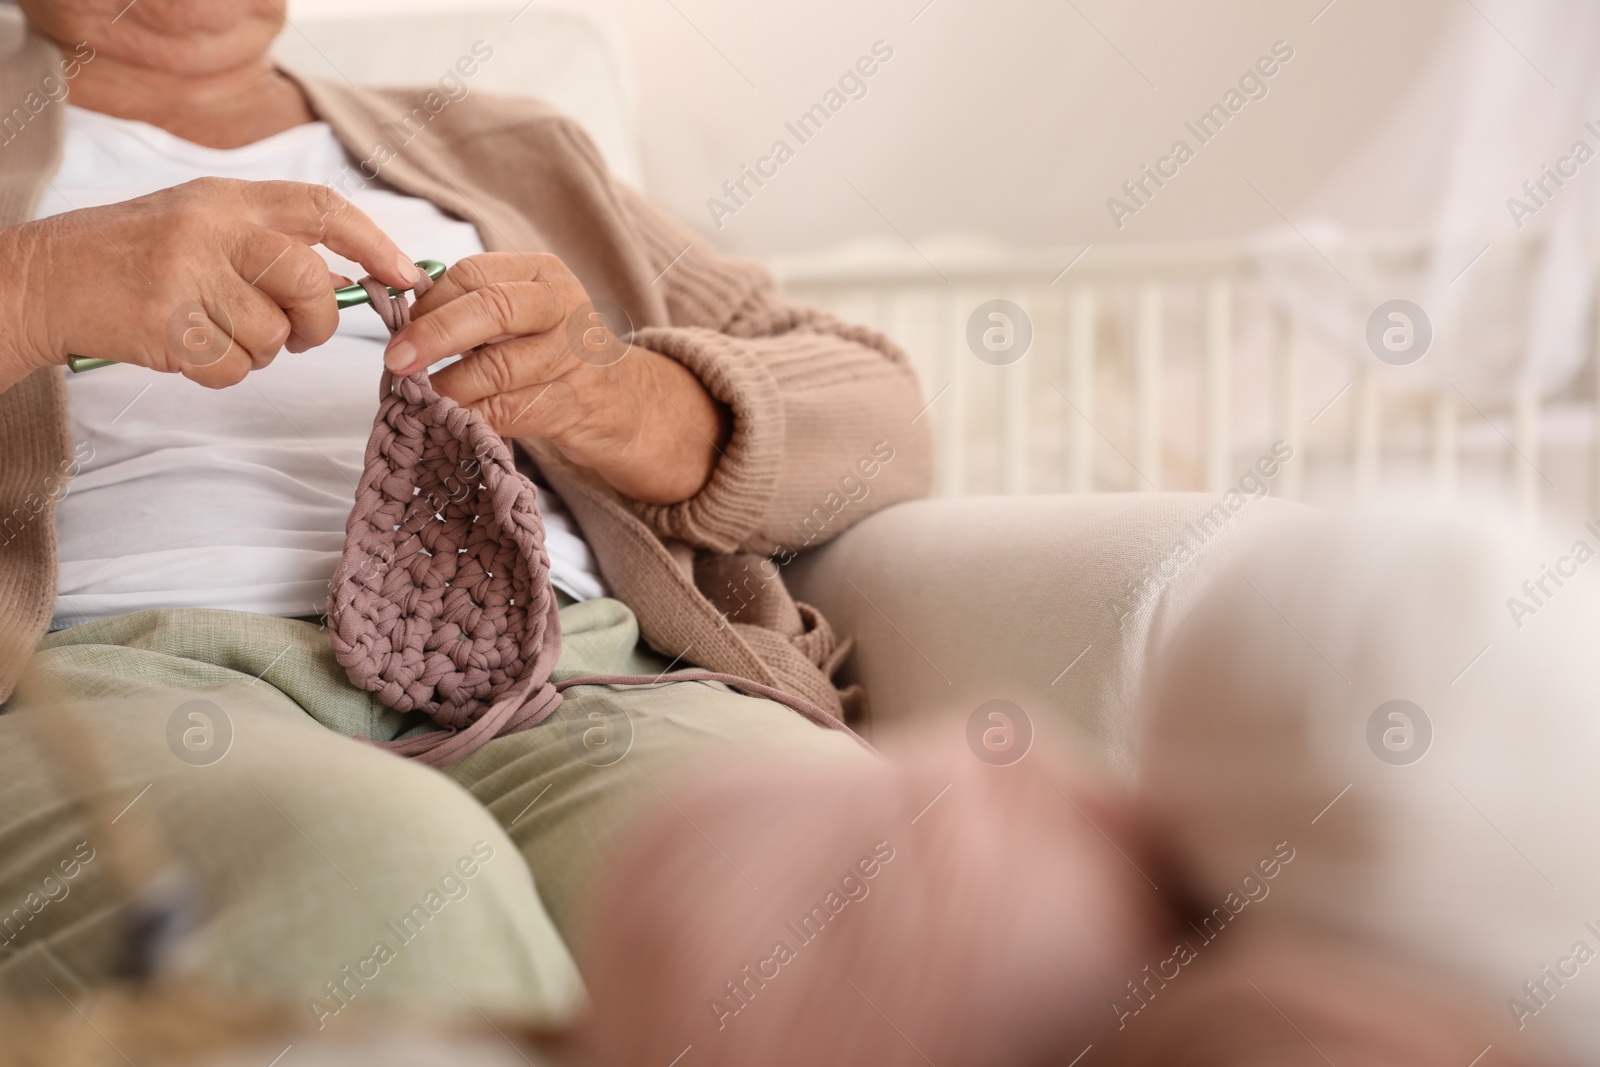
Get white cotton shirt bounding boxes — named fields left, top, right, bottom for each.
left=41, top=105, right=607, bottom=629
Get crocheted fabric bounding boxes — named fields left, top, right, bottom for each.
left=328, top=275, right=562, bottom=765
left=328, top=275, right=865, bottom=766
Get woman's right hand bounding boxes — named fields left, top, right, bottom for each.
left=0, top=177, right=419, bottom=393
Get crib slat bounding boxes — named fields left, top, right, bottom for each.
left=1067, top=287, right=1096, bottom=492
left=1353, top=368, right=1380, bottom=498
left=1044, top=291, right=1067, bottom=493
left=1000, top=290, right=1031, bottom=494
left=1514, top=386, right=1540, bottom=528
left=1592, top=297, right=1600, bottom=518
left=936, top=293, right=967, bottom=497
left=1203, top=280, right=1232, bottom=491
left=886, top=288, right=931, bottom=391
left=784, top=243, right=1581, bottom=514
left=1273, top=305, right=1301, bottom=500
left=1431, top=390, right=1457, bottom=502
left=1135, top=283, right=1162, bottom=491
left=872, top=290, right=895, bottom=334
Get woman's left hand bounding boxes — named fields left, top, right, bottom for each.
left=388, top=253, right=729, bottom=505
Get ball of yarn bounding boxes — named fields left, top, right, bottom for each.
left=577, top=738, right=1165, bottom=1067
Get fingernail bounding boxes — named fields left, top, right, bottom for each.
left=396, top=256, right=422, bottom=285
left=384, top=339, right=417, bottom=372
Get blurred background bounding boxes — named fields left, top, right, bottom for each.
left=280, top=0, right=1600, bottom=525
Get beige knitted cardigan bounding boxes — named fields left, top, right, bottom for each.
left=0, top=25, right=932, bottom=719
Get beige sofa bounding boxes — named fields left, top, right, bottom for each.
left=789, top=491, right=1299, bottom=770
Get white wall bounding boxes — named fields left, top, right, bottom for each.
left=288, top=0, right=1456, bottom=257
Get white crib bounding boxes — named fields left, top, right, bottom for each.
left=771, top=238, right=1599, bottom=528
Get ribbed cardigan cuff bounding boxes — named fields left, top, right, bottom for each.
left=629, top=325, right=783, bottom=553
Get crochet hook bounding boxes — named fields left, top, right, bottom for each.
left=66, top=259, right=448, bottom=374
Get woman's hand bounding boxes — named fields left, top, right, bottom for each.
left=0, top=177, right=419, bottom=392
left=390, top=253, right=731, bottom=506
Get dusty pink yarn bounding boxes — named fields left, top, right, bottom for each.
left=327, top=274, right=865, bottom=766
left=327, top=273, right=563, bottom=765
left=579, top=737, right=1165, bottom=1067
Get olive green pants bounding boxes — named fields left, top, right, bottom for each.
left=0, top=599, right=868, bottom=1028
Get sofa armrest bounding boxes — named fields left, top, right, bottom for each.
left=786, top=493, right=1304, bottom=772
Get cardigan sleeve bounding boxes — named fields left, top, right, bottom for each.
left=548, top=123, right=934, bottom=556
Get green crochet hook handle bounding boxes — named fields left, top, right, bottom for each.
left=66, top=259, right=448, bottom=374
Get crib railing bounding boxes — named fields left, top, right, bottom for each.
left=770, top=239, right=1594, bottom=526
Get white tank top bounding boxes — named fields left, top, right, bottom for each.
left=41, top=105, right=607, bottom=628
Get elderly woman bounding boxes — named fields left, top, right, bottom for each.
left=0, top=0, right=928, bottom=1019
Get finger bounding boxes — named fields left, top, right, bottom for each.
left=409, top=253, right=556, bottom=317
left=293, top=271, right=354, bottom=352
left=386, top=279, right=568, bottom=372
left=429, top=334, right=571, bottom=408
left=174, top=307, right=252, bottom=390
left=240, top=180, right=419, bottom=290
left=209, top=272, right=294, bottom=371
left=173, top=276, right=290, bottom=388
left=229, top=227, right=341, bottom=351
